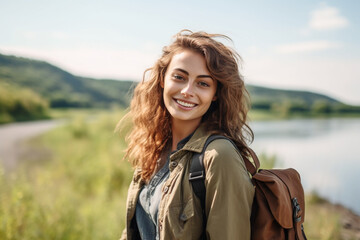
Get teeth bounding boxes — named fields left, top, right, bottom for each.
left=177, top=99, right=196, bottom=108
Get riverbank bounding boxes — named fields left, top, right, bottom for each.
left=335, top=203, right=360, bottom=239
left=305, top=193, right=360, bottom=239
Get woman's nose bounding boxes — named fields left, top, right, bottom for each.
left=180, top=83, right=194, bottom=97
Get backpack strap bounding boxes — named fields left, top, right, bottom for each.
left=189, top=135, right=227, bottom=198
left=189, top=135, right=259, bottom=239
left=189, top=135, right=224, bottom=239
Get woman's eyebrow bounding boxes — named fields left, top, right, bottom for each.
left=174, top=68, right=213, bottom=80
left=174, top=68, right=189, bottom=75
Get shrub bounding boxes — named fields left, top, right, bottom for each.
left=0, top=82, right=49, bottom=123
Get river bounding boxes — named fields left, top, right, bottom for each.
left=250, top=117, right=360, bottom=215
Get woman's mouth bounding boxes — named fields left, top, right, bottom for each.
left=175, top=99, right=197, bottom=108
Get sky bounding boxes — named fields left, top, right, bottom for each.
left=1, top=0, right=360, bottom=104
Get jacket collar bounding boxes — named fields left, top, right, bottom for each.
left=181, top=123, right=212, bottom=153
left=132, top=124, right=212, bottom=182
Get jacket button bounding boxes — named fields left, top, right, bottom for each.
left=159, top=223, right=163, bottom=230
left=170, top=161, right=178, bottom=167
left=163, top=186, right=169, bottom=193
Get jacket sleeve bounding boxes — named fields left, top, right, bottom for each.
left=203, top=139, right=254, bottom=240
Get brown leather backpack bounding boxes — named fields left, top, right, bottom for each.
left=190, top=135, right=307, bottom=240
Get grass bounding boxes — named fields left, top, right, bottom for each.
left=48, top=108, right=117, bottom=120
left=0, top=109, right=356, bottom=239
left=0, top=110, right=132, bottom=240
left=304, top=193, right=343, bottom=240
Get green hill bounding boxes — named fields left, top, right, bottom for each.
left=1, top=52, right=358, bottom=116
left=247, top=85, right=348, bottom=114
left=0, top=53, right=134, bottom=108
left=247, top=85, right=339, bottom=106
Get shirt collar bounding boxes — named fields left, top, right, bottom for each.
left=175, top=131, right=195, bottom=150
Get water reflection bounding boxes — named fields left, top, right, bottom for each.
left=250, top=118, right=360, bottom=214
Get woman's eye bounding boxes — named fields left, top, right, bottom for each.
left=173, top=74, right=184, bottom=80
left=198, top=81, right=210, bottom=87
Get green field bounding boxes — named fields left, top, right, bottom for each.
left=0, top=110, right=351, bottom=239
left=0, top=111, right=132, bottom=239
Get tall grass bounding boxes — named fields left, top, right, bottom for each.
left=304, top=193, right=342, bottom=240
left=0, top=111, right=132, bottom=239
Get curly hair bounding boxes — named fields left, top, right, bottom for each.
left=121, top=30, right=253, bottom=181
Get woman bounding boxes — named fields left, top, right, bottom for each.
left=119, top=30, right=255, bottom=240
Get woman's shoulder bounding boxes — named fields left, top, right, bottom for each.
left=206, top=137, right=240, bottom=156
left=203, top=138, right=246, bottom=171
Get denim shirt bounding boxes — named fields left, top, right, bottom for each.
left=136, top=157, right=170, bottom=240
left=135, top=133, right=194, bottom=240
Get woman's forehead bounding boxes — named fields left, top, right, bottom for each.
left=168, top=50, right=210, bottom=75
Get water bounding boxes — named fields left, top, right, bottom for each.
left=249, top=118, right=360, bottom=215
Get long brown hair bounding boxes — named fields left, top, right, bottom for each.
left=120, top=30, right=253, bottom=181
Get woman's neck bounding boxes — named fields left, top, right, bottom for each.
left=171, top=119, right=200, bottom=151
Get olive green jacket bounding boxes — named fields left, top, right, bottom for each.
left=120, top=125, right=255, bottom=240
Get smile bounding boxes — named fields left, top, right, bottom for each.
left=175, top=99, right=197, bottom=108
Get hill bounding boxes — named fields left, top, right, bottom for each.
left=1, top=53, right=358, bottom=115
left=0, top=53, right=134, bottom=108
left=247, top=85, right=339, bottom=106
left=246, top=85, right=353, bottom=114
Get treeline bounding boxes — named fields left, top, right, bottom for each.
left=0, top=82, right=49, bottom=124
left=252, top=100, right=360, bottom=116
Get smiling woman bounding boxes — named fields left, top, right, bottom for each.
left=118, top=30, right=254, bottom=240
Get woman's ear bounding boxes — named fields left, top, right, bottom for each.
left=212, top=95, right=217, bottom=101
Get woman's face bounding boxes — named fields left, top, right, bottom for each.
left=162, top=49, right=217, bottom=128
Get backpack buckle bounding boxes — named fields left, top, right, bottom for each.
left=189, top=171, right=205, bottom=181
left=292, top=197, right=302, bottom=222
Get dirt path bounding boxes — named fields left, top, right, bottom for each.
left=0, top=119, right=65, bottom=171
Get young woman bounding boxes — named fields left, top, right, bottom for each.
left=120, top=30, right=255, bottom=240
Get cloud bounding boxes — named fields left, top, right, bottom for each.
left=275, top=40, right=341, bottom=54
left=309, top=5, right=349, bottom=31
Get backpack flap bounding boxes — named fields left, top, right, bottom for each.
left=270, top=168, right=306, bottom=225
left=253, top=169, right=294, bottom=229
